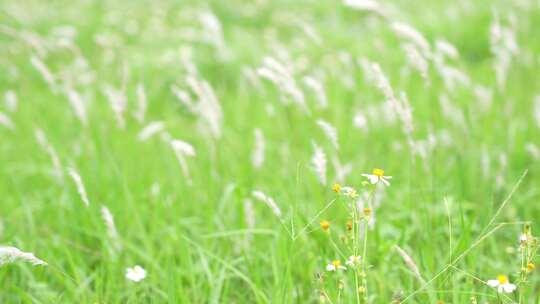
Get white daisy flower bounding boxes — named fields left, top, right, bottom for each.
left=345, top=255, right=362, bottom=267
left=487, top=275, right=516, bottom=293
left=361, top=168, right=392, bottom=186
left=126, top=265, right=147, bottom=282
left=326, top=260, right=347, bottom=272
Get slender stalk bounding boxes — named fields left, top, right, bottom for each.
left=352, top=201, right=361, bottom=304
left=361, top=218, right=368, bottom=302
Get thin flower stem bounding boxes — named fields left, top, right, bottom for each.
left=294, top=198, right=337, bottom=240
left=361, top=219, right=368, bottom=302
left=328, top=234, right=347, bottom=260
left=352, top=200, right=361, bottom=304
left=360, top=186, right=376, bottom=303
left=321, top=290, right=334, bottom=304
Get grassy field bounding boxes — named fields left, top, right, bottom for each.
left=1, top=0, right=540, bottom=303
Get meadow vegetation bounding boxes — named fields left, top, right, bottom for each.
left=1, top=0, right=540, bottom=302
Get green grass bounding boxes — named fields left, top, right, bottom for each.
left=1, top=0, right=540, bottom=303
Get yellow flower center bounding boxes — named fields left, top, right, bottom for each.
left=363, top=207, right=372, bottom=216
left=372, top=168, right=384, bottom=177
left=497, top=275, right=508, bottom=284
left=320, top=220, right=330, bottom=231
left=332, top=260, right=341, bottom=267
left=527, top=263, right=535, bottom=271
left=332, top=183, right=341, bottom=193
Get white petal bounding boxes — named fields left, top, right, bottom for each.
left=384, top=176, right=392, bottom=179
left=369, top=176, right=378, bottom=184
left=487, top=280, right=499, bottom=287
left=502, top=283, right=516, bottom=293
left=381, top=178, right=390, bottom=186
left=126, top=265, right=146, bottom=282
left=338, top=265, right=347, bottom=270
left=326, top=264, right=336, bottom=272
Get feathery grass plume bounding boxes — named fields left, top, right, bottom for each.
left=439, top=95, right=465, bottom=127
left=370, top=62, right=395, bottom=101
left=241, top=66, right=263, bottom=90
left=395, top=245, right=424, bottom=283
left=242, top=198, right=256, bottom=249
left=396, top=92, right=414, bottom=137
left=251, top=128, right=265, bottom=169
left=30, top=55, right=56, bottom=92
left=64, top=88, right=87, bottom=126
left=369, top=63, right=415, bottom=136
left=171, top=85, right=196, bottom=112
left=101, top=205, right=121, bottom=251
left=391, top=22, right=431, bottom=56
left=495, top=152, right=508, bottom=190
left=135, top=83, right=147, bottom=123
left=401, top=43, right=429, bottom=82
left=311, top=142, right=327, bottom=185
left=474, top=85, right=493, bottom=113
left=137, top=121, right=165, bottom=142
left=296, top=20, right=322, bottom=45
left=189, top=76, right=223, bottom=138
left=0, top=25, right=46, bottom=57
left=67, top=167, right=89, bottom=207
left=102, top=84, right=127, bottom=129
left=525, top=143, right=540, bottom=160
left=434, top=61, right=471, bottom=90
left=35, top=129, right=63, bottom=179
left=435, top=39, right=459, bottom=60
left=4, top=90, right=17, bottom=112
left=199, top=11, right=225, bottom=52
left=481, top=146, right=491, bottom=180
left=303, top=76, right=328, bottom=109
left=332, top=157, right=352, bottom=183
left=534, top=95, right=540, bottom=129
left=343, top=0, right=385, bottom=15
left=316, top=120, right=339, bottom=150
left=0, top=112, right=15, bottom=130
left=243, top=199, right=256, bottom=230
left=252, top=190, right=282, bottom=217
left=257, top=56, right=307, bottom=112
left=172, top=76, right=223, bottom=138
left=0, top=246, right=47, bottom=266
left=490, top=11, right=518, bottom=90
left=171, top=139, right=196, bottom=184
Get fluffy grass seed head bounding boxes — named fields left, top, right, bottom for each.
left=0, top=246, right=47, bottom=266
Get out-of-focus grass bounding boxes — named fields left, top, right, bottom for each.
left=1, top=0, right=539, bottom=303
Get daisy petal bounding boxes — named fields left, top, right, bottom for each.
left=502, top=283, right=516, bottom=293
